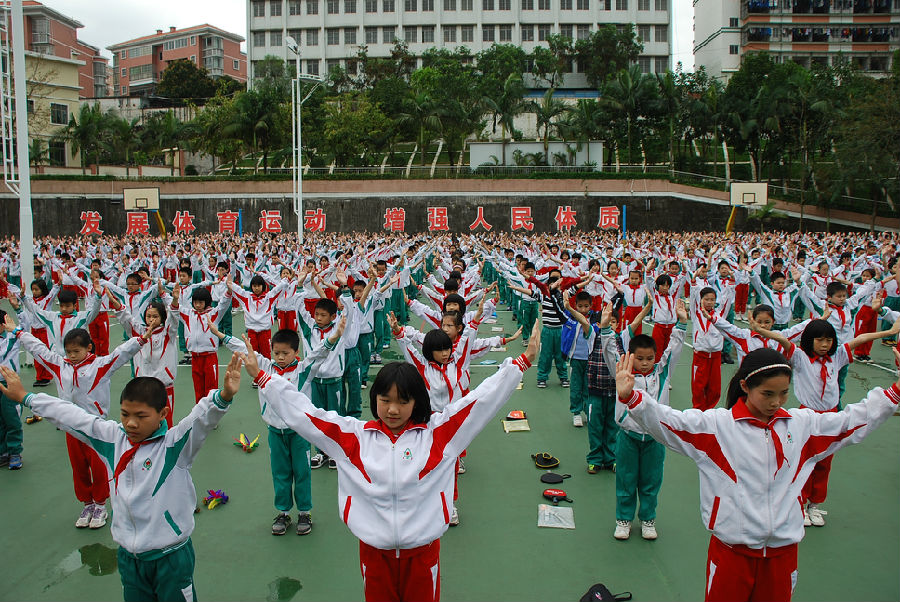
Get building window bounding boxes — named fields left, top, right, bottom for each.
left=383, top=0, right=395, bottom=10
left=128, top=45, right=151, bottom=58
left=327, top=28, right=340, bottom=44
left=345, top=0, right=357, bottom=11
left=655, top=25, right=667, bottom=42
left=271, top=0, right=283, bottom=15
left=483, top=0, right=494, bottom=9
left=538, top=0, right=550, bottom=8
left=561, top=0, right=571, bottom=8
left=129, top=64, right=154, bottom=81
left=422, top=25, right=435, bottom=41
left=521, top=24, right=534, bottom=41
left=499, top=0, right=511, bottom=7
left=346, top=59, right=358, bottom=73
left=560, top=24, right=573, bottom=38
left=121, top=86, right=127, bottom=94
left=655, top=0, right=666, bottom=8
left=307, top=29, right=319, bottom=45
left=383, top=26, right=396, bottom=42
left=405, top=0, right=417, bottom=10
left=163, top=37, right=190, bottom=51
left=461, top=24, right=474, bottom=41
left=499, top=24, right=512, bottom=40
left=638, top=25, right=650, bottom=42
left=253, top=1, right=265, bottom=16
left=306, top=59, right=319, bottom=75
left=443, top=25, right=457, bottom=41
left=327, top=59, right=341, bottom=72
left=729, top=17, right=738, bottom=27
left=327, top=0, right=339, bottom=12
left=461, top=0, right=473, bottom=8
left=522, top=0, right=533, bottom=8
left=404, top=25, right=417, bottom=42
left=234, top=59, right=240, bottom=70
left=538, top=24, right=551, bottom=40
left=190, top=55, right=196, bottom=63
left=290, top=0, right=302, bottom=13
left=638, top=56, right=650, bottom=72
left=50, top=103, right=68, bottom=125
left=191, top=36, right=196, bottom=45
left=271, top=31, right=283, bottom=46
left=366, top=26, right=379, bottom=43
left=121, top=67, right=126, bottom=76
left=48, top=140, right=66, bottom=166
left=638, top=0, right=648, bottom=8
left=577, top=0, right=589, bottom=8
left=307, top=0, right=319, bottom=13
left=615, top=0, right=626, bottom=8
left=344, top=27, right=357, bottom=44
left=26, top=99, right=34, bottom=113
left=577, top=24, right=590, bottom=38
left=444, top=0, right=457, bottom=8
left=729, top=44, right=739, bottom=54
left=366, top=0, right=378, bottom=10
left=655, top=56, right=667, bottom=72
left=253, top=32, right=266, bottom=46
left=483, top=25, right=495, bottom=41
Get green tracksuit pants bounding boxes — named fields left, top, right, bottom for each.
left=268, top=427, right=312, bottom=513
left=358, top=332, right=374, bottom=384
left=520, top=301, right=539, bottom=344
left=118, top=539, right=196, bottom=602
left=374, top=309, right=388, bottom=351
left=569, top=358, right=588, bottom=414
left=311, top=377, right=342, bottom=456
left=586, top=391, right=617, bottom=468
left=342, top=347, right=362, bottom=418
left=0, top=388, right=23, bottom=456
left=615, top=430, right=665, bottom=522
left=537, top=326, right=568, bottom=383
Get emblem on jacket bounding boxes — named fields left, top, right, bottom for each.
left=142, top=458, right=152, bottom=470
left=402, top=448, right=412, bottom=461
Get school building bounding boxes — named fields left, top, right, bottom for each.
left=693, top=0, right=900, bottom=80
left=244, top=0, right=674, bottom=89
left=107, top=25, right=248, bottom=98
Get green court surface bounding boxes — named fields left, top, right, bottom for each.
left=1, top=306, right=898, bottom=602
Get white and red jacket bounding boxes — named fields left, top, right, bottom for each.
left=18, top=331, right=144, bottom=417
left=22, top=291, right=102, bottom=354
left=784, top=342, right=852, bottom=411
left=618, top=384, right=900, bottom=550
left=255, top=354, right=530, bottom=552
left=117, top=307, right=179, bottom=388
left=712, top=316, right=806, bottom=363
left=176, top=297, right=231, bottom=354
left=229, top=280, right=288, bottom=331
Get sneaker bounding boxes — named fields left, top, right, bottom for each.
left=457, top=458, right=466, bottom=474
left=310, top=453, right=326, bottom=469
left=251, top=383, right=259, bottom=390
left=587, top=464, right=598, bottom=474
left=573, top=414, right=584, bottom=427
left=601, top=463, right=616, bottom=473
left=560, top=379, right=570, bottom=388
left=179, top=355, right=192, bottom=365
left=25, top=414, right=42, bottom=424
left=614, top=520, right=632, bottom=540
left=536, top=381, right=547, bottom=389
left=721, top=354, right=735, bottom=365
left=361, top=382, right=367, bottom=389
left=373, top=353, right=382, bottom=365
left=327, top=457, right=337, bottom=469
left=641, top=520, right=658, bottom=540
left=807, top=504, right=826, bottom=527
left=296, top=512, right=312, bottom=535
left=8, top=454, right=22, bottom=470
left=272, top=512, right=292, bottom=536
left=382, top=343, right=390, bottom=350
left=89, top=503, right=108, bottom=529
left=803, top=508, right=812, bottom=527
left=32, top=379, right=50, bottom=387
left=449, top=506, right=459, bottom=526
left=76, top=504, right=94, bottom=528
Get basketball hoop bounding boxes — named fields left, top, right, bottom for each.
left=123, top=188, right=160, bottom=210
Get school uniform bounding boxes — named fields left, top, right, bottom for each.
left=0, top=330, right=22, bottom=459
left=21, top=289, right=102, bottom=355
left=585, top=326, right=620, bottom=468
left=690, top=293, right=729, bottom=411
left=565, top=319, right=596, bottom=416
left=22, top=388, right=233, bottom=602
left=229, top=280, right=288, bottom=358
left=175, top=298, right=231, bottom=403
left=748, top=272, right=801, bottom=329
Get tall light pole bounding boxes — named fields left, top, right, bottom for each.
left=286, top=38, right=324, bottom=246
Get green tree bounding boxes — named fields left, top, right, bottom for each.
left=104, top=113, right=141, bottom=175
left=229, top=86, right=290, bottom=173
left=575, top=25, right=643, bottom=88
left=141, top=110, right=188, bottom=174
left=155, top=59, right=217, bottom=101
left=599, top=65, right=658, bottom=165
left=322, top=94, right=391, bottom=166
left=482, top=73, right=528, bottom=165
left=527, top=88, right=568, bottom=156
left=397, top=85, right=444, bottom=166
left=555, top=99, right=603, bottom=164
left=253, top=55, right=293, bottom=102
left=57, top=102, right=105, bottom=174
left=28, top=138, right=48, bottom=167
left=530, top=35, right=573, bottom=88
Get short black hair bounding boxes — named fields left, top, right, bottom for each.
left=574, top=291, right=592, bottom=304
left=752, top=304, right=775, bottom=321
left=628, top=333, right=657, bottom=355
left=191, top=288, right=212, bottom=308
left=770, top=272, right=786, bottom=282
left=144, top=301, right=167, bottom=325
left=250, top=275, right=266, bottom=289
left=121, top=377, right=167, bottom=412
left=315, top=297, right=338, bottom=316
left=655, top=274, right=672, bottom=289
left=126, top=272, right=143, bottom=284
left=216, top=261, right=230, bottom=271
left=524, top=261, right=536, bottom=271
left=271, top=328, right=300, bottom=351
left=58, top=289, right=78, bottom=305
left=826, top=282, right=847, bottom=298
left=353, top=279, right=366, bottom=289
left=178, top=267, right=192, bottom=278
left=63, top=328, right=93, bottom=350
left=443, top=279, right=460, bottom=293
left=698, top=287, right=717, bottom=300
left=442, top=293, right=466, bottom=314
left=800, top=319, right=838, bottom=357
left=422, top=329, right=453, bottom=363
left=369, top=362, right=432, bottom=425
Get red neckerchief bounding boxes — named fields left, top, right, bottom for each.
left=695, top=309, right=714, bottom=333
left=732, top=398, right=791, bottom=478
left=65, top=353, right=97, bottom=390
left=429, top=360, right=458, bottom=402
left=811, top=353, right=832, bottom=400
left=273, top=359, right=299, bottom=375
left=112, top=428, right=162, bottom=491
left=828, top=303, right=847, bottom=329
left=314, top=323, right=333, bottom=340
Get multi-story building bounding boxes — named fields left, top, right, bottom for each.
left=107, top=25, right=248, bottom=97
left=694, top=0, right=900, bottom=80
left=2, top=0, right=109, bottom=98
left=245, top=0, right=673, bottom=88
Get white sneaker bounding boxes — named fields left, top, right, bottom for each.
left=573, top=414, right=584, bottom=428
left=449, top=506, right=459, bottom=526
left=807, top=504, right=826, bottom=527
left=457, top=458, right=466, bottom=474
left=75, top=503, right=94, bottom=528
left=803, top=508, right=812, bottom=527
left=614, top=520, right=631, bottom=540
left=310, top=453, right=326, bottom=469
left=89, top=503, right=108, bottom=529
left=641, top=520, right=658, bottom=540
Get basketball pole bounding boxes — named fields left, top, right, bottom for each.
left=11, top=0, right=33, bottom=287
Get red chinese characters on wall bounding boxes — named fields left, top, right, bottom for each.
left=469, top=206, right=492, bottom=231
left=217, top=211, right=239, bottom=234
left=259, top=210, right=283, bottom=233
left=510, top=207, right=534, bottom=231
left=598, top=206, right=621, bottom=230
left=172, top=211, right=197, bottom=234
left=427, top=207, right=449, bottom=231
left=304, top=209, right=327, bottom=232
left=79, top=211, right=103, bottom=235
left=125, top=212, right=150, bottom=235
left=554, top=206, right=577, bottom=231
left=383, top=207, right=406, bottom=232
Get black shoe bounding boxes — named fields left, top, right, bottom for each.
left=327, top=457, right=337, bottom=470
left=296, top=512, right=312, bottom=535
left=272, top=513, right=291, bottom=535
left=179, top=356, right=192, bottom=366
left=721, top=355, right=734, bottom=365
left=310, top=453, right=326, bottom=469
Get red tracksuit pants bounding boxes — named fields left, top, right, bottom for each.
left=31, top=327, right=53, bottom=382
left=66, top=433, right=110, bottom=504
left=692, top=350, right=722, bottom=410
left=278, top=310, right=298, bottom=332
left=89, top=312, right=110, bottom=356
left=853, top=304, right=878, bottom=357
left=799, top=405, right=837, bottom=504
left=705, top=535, right=798, bottom=602
left=734, top=283, right=750, bottom=315
left=191, top=351, right=219, bottom=403
left=248, top=329, right=272, bottom=359
left=164, top=385, right=175, bottom=427
left=359, top=539, right=441, bottom=602
left=622, top=305, right=643, bottom=335
left=651, top=323, right=674, bottom=356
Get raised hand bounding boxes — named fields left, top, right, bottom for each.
left=0, top=365, right=26, bottom=403
left=241, top=334, right=260, bottom=377
left=386, top=311, right=401, bottom=335
left=615, top=353, right=636, bottom=400
left=675, top=298, right=688, bottom=323
left=220, top=354, right=243, bottom=402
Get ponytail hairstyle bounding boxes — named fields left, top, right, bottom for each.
left=726, top=348, right=793, bottom=409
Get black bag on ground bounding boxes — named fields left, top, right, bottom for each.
left=579, top=583, right=632, bottom=602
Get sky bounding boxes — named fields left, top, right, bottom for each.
left=44, top=0, right=694, bottom=69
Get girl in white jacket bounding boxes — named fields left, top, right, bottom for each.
left=614, top=347, right=900, bottom=602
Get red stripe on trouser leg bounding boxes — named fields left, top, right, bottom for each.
left=304, top=298, right=318, bottom=317
left=853, top=305, right=878, bottom=356
left=622, top=305, right=642, bottom=335
left=165, top=385, right=175, bottom=427
left=453, top=460, right=459, bottom=502
left=705, top=535, right=797, bottom=602
left=249, top=329, right=272, bottom=359
left=32, top=327, right=53, bottom=381
left=651, top=323, right=674, bottom=357
left=89, top=312, right=110, bottom=356
left=278, top=310, right=298, bottom=332
left=359, top=539, right=441, bottom=602
left=734, top=283, right=749, bottom=314
left=65, top=433, right=110, bottom=504
left=691, top=351, right=722, bottom=410
left=801, top=454, right=834, bottom=505
left=191, top=352, right=219, bottom=403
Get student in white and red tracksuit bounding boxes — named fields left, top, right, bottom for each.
left=229, top=275, right=289, bottom=359
left=748, top=317, right=900, bottom=527
left=10, top=320, right=148, bottom=529
left=613, top=347, right=900, bottom=602
left=172, top=284, right=232, bottom=403
left=690, top=286, right=730, bottom=410
left=248, top=325, right=539, bottom=602
left=711, top=304, right=809, bottom=364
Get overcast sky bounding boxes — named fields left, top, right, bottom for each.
left=44, top=0, right=693, bottom=69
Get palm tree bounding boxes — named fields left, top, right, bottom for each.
left=28, top=138, right=48, bottom=168
left=58, top=102, right=104, bottom=174
left=555, top=99, right=602, bottom=164
left=748, top=201, right=787, bottom=234
left=397, top=89, right=443, bottom=165
left=599, top=65, right=658, bottom=166
left=482, top=74, right=528, bottom=165
left=655, top=70, right=682, bottom=175
left=527, top=88, right=568, bottom=158
left=104, top=113, right=141, bottom=176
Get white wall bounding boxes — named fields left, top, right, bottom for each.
left=470, top=140, right=602, bottom=169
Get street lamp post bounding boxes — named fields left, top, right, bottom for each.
left=286, top=37, right=303, bottom=244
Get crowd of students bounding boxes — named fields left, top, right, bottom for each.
left=0, top=227, right=898, bottom=602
